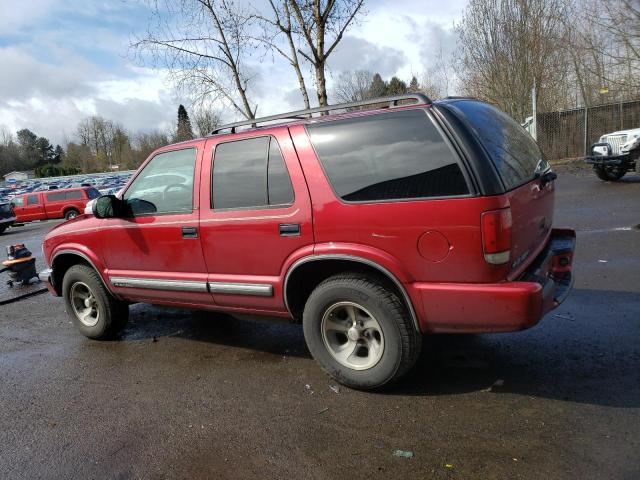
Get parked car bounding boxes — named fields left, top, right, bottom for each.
left=0, top=201, right=16, bottom=234
left=39, top=94, right=575, bottom=390
left=586, top=127, right=640, bottom=181
left=11, top=187, right=101, bottom=223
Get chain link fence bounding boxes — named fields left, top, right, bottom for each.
left=536, top=99, right=640, bottom=161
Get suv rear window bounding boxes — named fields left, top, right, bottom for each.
left=443, top=100, right=546, bottom=191
left=307, top=109, right=469, bottom=202
left=85, top=188, right=101, bottom=199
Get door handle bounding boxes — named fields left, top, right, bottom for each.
left=181, top=226, right=198, bottom=239
left=279, top=223, right=300, bottom=236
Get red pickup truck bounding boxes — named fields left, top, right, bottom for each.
left=11, top=188, right=101, bottom=223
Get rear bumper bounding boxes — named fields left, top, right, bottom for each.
left=414, top=228, right=576, bottom=333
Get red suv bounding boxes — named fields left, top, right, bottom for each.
left=40, top=95, right=575, bottom=390
left=11, top=187, right=101, bottom=223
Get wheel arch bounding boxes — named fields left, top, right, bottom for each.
left=284, top=255, right=421, bottom=333
left=51, top=249, right=113, bottom=297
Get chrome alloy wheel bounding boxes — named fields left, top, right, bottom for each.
left=320, top=301, right=385, bottom=370
left=70, top=281, right=100, bottom=327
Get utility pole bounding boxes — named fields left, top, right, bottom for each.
left=531, top=80, right=537, bottom=141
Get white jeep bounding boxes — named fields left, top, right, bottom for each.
left=588, top=127, right=640, bottom=181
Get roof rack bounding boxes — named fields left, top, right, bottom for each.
left=210, top=93, right=432, bottom=135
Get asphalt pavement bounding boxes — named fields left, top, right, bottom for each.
left=1, top=170, right=639, bottom=480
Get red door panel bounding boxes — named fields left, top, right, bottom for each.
left=199, top=128, right=313, bottom=312
left=101, top=143, right=211, bottom=304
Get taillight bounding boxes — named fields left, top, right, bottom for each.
left=481, top=207, right=512, bottom=265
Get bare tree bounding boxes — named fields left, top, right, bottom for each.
left=288, top=0, right=365, bottom=106
left=332, top=70, right=373, bottom=103
left=193, top=108, right=222, bottom=137
left=456, top=0, right=572, bottom=120
left=132, top=0, right=257, bottom=119
left=254, top=1, right=312, bottom=109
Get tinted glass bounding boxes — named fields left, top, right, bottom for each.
left=267, top=140, right=294, bottom=205
left=27, top=195, right=39, bottom=205
left=66, top=190, right=82, bottom=200
left=212, top=137, right=269, bottom=209
left=0, top=203, right=11, bottom=213
left=445, top=100, right=546, bottom=190
left=12, top=197, right=24, bottom=207
left=85, top=188, right=101, bottom=199
left=46, top=192, right=65, bottom=202
left=307, top=109, right=469, bottom=202
left=123, top=148, right=196, bottom=215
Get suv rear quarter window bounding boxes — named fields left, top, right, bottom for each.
left=307, top=109, right=469, bottom=202
left=66, top=190, right=83, bottom=200
left=442, top=100, right=547, bottom=191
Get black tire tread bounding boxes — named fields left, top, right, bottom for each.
left=594, top=166, right=625, bottom=181
left=63, top=264, right=128, bottom=339
left=304, top=273, right=421, bottom=389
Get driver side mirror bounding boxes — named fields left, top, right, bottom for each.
left=93, top=195, right=123, bottom=219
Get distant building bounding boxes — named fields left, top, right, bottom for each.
left=3, top=171, right=36, bottom=182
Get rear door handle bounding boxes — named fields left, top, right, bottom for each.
left=181, top=226, right=198, bottom=239
left=279, top=223, right=300, bottom=236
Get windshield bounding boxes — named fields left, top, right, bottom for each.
left=444, top=100, right=547, bottom=190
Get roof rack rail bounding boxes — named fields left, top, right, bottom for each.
left=210, top=93, right=431, bottom=135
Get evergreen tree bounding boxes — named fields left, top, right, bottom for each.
left=369, top=73, right=387, bottom=97
left=176, top=104, right=194, bottom=142
left=408, top=76, right=420, bottom=93
left=16, top=128, right=39, bottom=167
left=52, top=145, right=64, bottom=164
left=387, top=76, right=407, bottom=95
left=35, top=136, right=54, bottom=166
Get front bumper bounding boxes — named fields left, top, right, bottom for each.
left=38, top=268, right=57, bottom=295
left=414, top=228, right=576, bottom=333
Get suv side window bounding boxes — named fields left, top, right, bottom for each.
left=307, top=109, right=469, bottom=202
left=12, top=197, right=24, bottom=207
left=47, top=192, right=65, bottom=202
left=66, top=190, right=82, bottom=200
left=27, top=194, right=39, bottom=205
left=123, top=148, right=196, bottom=216
left=212, top=136, right=294, bottom=210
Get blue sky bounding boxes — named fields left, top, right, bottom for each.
left=0, top=0, right=465, bottom=145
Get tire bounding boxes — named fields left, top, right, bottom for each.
left=62, top=264, right=128, bottom=340
left=302, top=273, right=421, bottom=390
left=594, top=165, right=626, bottom=181
left=0, top=225, right=6, bottom=234
left=64, top=209, right=80, bottom=220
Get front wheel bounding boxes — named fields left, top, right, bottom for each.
left=594, top=165, right=626, bottom=181
left=303, top=274, right=421, bottom=390
left=62, top=264, right=128, bottom=339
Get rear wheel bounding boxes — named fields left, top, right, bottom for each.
left=594, top=165, right=626, bottom=181
left=62, top=264, right=128, bottom=339
left=0, top=225, right=6, bottom=234
left=302, top=274, right=421, bottom=390
left=64, top=209, right=79, bottom=220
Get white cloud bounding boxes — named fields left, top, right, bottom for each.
left=0, top=0, right=467, bottom=144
